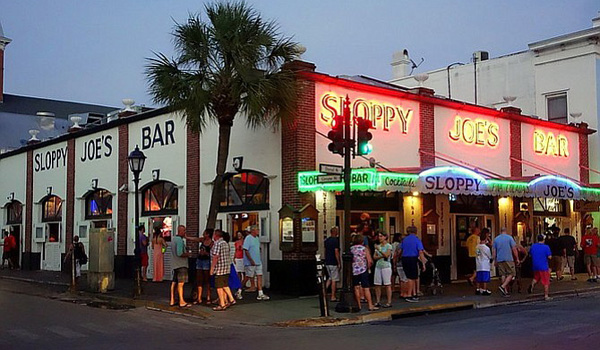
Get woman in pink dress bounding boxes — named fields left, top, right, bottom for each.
left=152, top=227, right=167, bottom=282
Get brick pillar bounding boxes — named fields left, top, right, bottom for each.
left=507, top=117, right=523, bottom=178
left=25, top=150, right=33, bottom=252
left=65, top=139, right=75, bottom=252
left=419, top=101, right=435, bottom=168
left=117, top=125, right=129, bottom=255
left=0, top=48, right=4, bottom=103
left=281, top=61, right=316, bottom=261
left=579, top=123, right=590, bottom=184
left=186, top=125, right=200, bottom=251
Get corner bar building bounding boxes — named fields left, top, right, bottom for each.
left=0, top=61, right=597, bottom=294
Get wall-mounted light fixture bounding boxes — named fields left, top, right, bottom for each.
left=91, top=178, right=98, bottom=190
left=46, top=186, right=52, bottom=195
left=233, top=156, right=244, bottom=172
left=152, top=169, right=160, bottom=181
left=7, top=192, right=14, bottom=201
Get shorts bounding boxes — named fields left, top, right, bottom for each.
left=75, top=260, right=81, bottom=278
left=584, top=254, right=599, bottom=266
left=534, top=270, right=551, bottom=286
left=215, top=274, right=229, bottom=288
left=234, top=258, right=244, bottom=274
left=467, top=257, right=476, bottom=272
left=402, top=256, right=419, bottom=280
left=497, top=261, right=516, bottom=277
left=326, top=265, right=340, bottom=282
left=140, top=252, right=149, bottom=267
left=476, top=271, right=490, bottom=283
left=551, top=256, right=563, bottom=271
left=244, top=264, right=263, bottom=277
left=565, top=255, right=575, bottom=269
left=374, top=266, right=392, bottom=286
left=196, top=258, right=211, bottom=270
left=352, top=271, right=370, bottom=287
left=396, top=265, right=408, bottom=282
left=173, top=267, right=188, bottom=283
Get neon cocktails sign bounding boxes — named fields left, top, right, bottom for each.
left=319, top=93, right=413, bottom=133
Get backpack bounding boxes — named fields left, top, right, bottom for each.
left=75, top=243, right=88, bottom=265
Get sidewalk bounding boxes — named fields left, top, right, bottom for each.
left=1, top=268, right=599, bottom=327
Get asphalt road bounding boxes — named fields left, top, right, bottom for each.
left=1, top=279, right=599, bottom=350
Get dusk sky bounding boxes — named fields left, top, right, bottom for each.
left=1, top=1, right=598, bottom=108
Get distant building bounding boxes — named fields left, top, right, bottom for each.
left=389, top=13, right=600, bottom=184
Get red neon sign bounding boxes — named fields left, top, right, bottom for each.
left=319, top=93, right=413, bottom=133
left=448, top=116, right=499, bottom=148
left=533, top=130, right=569, bottom=157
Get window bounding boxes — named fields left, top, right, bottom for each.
left=534, top=198, right=566, bottom=216
left=42, top=195, right=62, bottom=222
left=85, top=189, right=113, bottom=219
left=220, top=171, right=269, bottom=212
left=142, top=181, right=178, bottom=216
left=547, top=94, right=567, bottom=124
left=6, top=201, right=23, bottom=225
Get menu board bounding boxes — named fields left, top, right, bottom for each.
left=302, top=219, right=316, bottom=243
left=281, top=218, right=294, bottom=243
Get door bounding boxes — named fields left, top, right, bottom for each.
left=455, top=215, right=483, bottom=279
left=147, top=216, right=176, bottom=281
left=10, top=225, right=21, bottom=269
left=43, top=222, right=62, bottom=271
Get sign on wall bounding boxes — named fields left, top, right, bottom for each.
left=34, top=146, right=67, bottom=172
left=448, top=116, right=499, bottom=148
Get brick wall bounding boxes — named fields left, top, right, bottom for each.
left=419, top=101, right=435, bottom=168
left=117, top=125, right=129, bottom=255
left=579, top=126, right=590, bottom=184
left=281, top=61, right=317, bottom=260
left=25, top=150, right=33, bottom=252
left=65, top=139, right=75, bottom=251
left=186, top=125, right=200, bottom=252
left=509, top=120, right=523, bottom=178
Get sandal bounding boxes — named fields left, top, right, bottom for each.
left=169, top=302, right=176, bottom=307
left=227, top=300, right=237, bottom=307
left=368, top=306, right=380, bottom=311
left=178, top=303, right=192, bottom=308
left=382, top=303, right=392, bottom=308
left=212, top=305, right=227, bottom=311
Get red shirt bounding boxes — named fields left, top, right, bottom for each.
left=580, top=234, right=599, bottom=255
left=234, top=240, right=244, bottom=259
left=3, top=235, right=15, bottom=252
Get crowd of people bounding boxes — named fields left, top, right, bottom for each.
left=157, top=224, right=268, bottom=311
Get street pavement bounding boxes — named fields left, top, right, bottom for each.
left=1, top=278, right=600, bottom=349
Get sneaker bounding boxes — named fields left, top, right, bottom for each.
left=587, top=278, right=594, bottom=283
left=475, top=289, right=481, bottom=295
left=544, top=296, right=553, bottom=301
left=499, top=286, right=508, bottom=296
left=235, top=291, right=243, bottom=300
left=527, top=285, right=533, bottom=294
left=257, top=294, right=270, bottom=301
left=405, top=297, right=418, bottom=303
left=482, top=290, right=492, bottom=296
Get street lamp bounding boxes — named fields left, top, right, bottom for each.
left=128, top=145, right=146, bottom=297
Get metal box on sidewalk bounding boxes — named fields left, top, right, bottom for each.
left=87, top=228, right=115, bottom=292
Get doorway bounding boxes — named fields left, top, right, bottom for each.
left=146, top=216, right=177, bottom=281
left=9, top=225, right=21, bottom=269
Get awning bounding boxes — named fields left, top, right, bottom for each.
left=298, top=166, right=600, bottom=201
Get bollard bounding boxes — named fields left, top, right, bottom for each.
left=335, top=251, right=359, bottom=313
left=315, top=254, right=329, bottom=317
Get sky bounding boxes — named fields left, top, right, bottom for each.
left=1, top=0, right=598, bottom=108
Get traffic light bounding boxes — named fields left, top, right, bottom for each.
left=327, top=114, right=345, bottom=156
left=356, top=117, right=373, bottom=155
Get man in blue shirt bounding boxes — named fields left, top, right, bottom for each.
left=528, top=234, right=553, bottom=300
left=398, top=225, right=426, bottom=303
left=324, top=227, right=341, bottom=302
left=242, top=226, right=269, bottom=300
left=493, top=227, right=519, bottom=297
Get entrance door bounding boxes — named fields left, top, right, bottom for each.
left=146, top=216, right=177, bottom=281
left=455, top=215, right=483, bottom=279
left=42, top=223, right=62, bottom=271
left=10, top=225, right=21, bottom=269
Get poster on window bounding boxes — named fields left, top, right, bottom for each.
left=302, top=218, right=316, bottom=243
left=281, top=218, right=294, bottom=243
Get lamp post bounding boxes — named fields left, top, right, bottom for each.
left=128, top=145, right=146, bottom=297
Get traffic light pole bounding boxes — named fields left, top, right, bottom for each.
left=335, top=96, right=358, bottom=313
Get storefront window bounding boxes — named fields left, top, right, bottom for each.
left=220, top=171, right=269, bottom=212
left=534, top=198, right=566, bottom=216
left=6, top=201, right=23, bottom=225
left=142, top=181, right=178, bottom=216
left=450, top=195, right=494, bottom=214
left=85, top=189, right=113, bottom=219
left=42, top=195, right=62, bottom=222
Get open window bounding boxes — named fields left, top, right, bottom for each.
left=41, top=195, right=62, bottom=242
left=141, top=180, right=178, bottom=216
left=220, top=170, right=270, bottom=212
left=85, top=189, right=113, bottom=220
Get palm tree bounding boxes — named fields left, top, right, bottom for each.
left=146, top=2, right=301, bottom=230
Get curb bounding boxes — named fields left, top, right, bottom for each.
left=0, top=274, right=69, bottom=287
left=475, top=286, right=600, bottom=309
left=273, top=301, right=475, bottom=327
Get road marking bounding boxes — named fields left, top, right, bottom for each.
left=46, top=326, right=87, bottom=339
left=7, top=329, right=40, bottom=341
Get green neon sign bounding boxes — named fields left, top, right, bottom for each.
left=298, top=168, right=377, bottom=192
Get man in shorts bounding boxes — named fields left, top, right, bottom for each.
left=170, top=225, right=191, bottom=308
left=581, top=227, right=599, bottom=282
left=324, top=227, right=341, bottom=302
left=493, top=227, right=519, bottom=296
left=528, top=234, right=553, bottom=300
left=210, top=230, right=235, bottom=311
left=398, top=226, right=426, bottom=303
left=242, top=226, right=269, bottom=300
left=558, top=228, right=577, bottom=280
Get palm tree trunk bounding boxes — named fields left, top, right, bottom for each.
left=206, top=122, right=233, bottom=230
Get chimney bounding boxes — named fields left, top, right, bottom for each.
left=391, top=49, right=412, bottom=79
left=0, top=21, right=12, bottom=103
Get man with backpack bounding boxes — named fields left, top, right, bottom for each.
left=65, top=235, right=87, bottom=285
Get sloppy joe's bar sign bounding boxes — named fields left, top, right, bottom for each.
left=448, top=116, right=499, bottom=148
left=416, top=167, right=488, bottom=195
left=34, top=146, right=67, bottom=172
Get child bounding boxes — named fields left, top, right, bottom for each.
left=475, top=230, right=492, bottom=296
left=528, top=234, right=553, bottom=300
